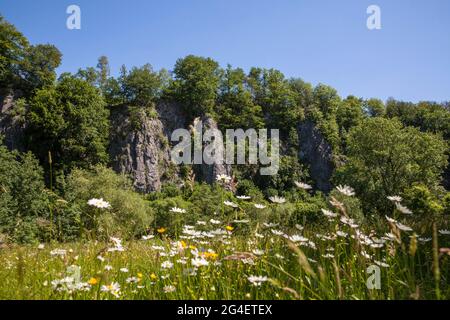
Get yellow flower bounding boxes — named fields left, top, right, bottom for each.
left=88, top=277, right=99, bottom=285
left=180, top=240, right=187, bottom=248
left=189, top=245, right=197, bottom=250
left=157, top=227, right=166, bottom=234
left=137, top=273, right=143, bottom=278
left=225, top=225, right=234, bottom=231
left=202, top=251, right=219, bottom=260
left=150, top=273, right=158, bottom=281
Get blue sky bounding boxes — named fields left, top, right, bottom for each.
left=1, top=0, right=449, bottom=102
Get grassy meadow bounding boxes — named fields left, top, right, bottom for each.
left=1, top=193, right=449, bottom=300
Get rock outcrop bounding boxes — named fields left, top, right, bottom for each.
left=0, top=90, right=26, bottom=152
left=109, top=105, right=177, bottom=193
left=297, top=120, right=334, bottom=192
left=109, top=103, right=232, bottom=193
left=192, top=116, right=232, bottom=185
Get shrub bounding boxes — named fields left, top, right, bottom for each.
left=0, top=144, right=49, bottom=243
left=63, top=165, right=153, bottom=240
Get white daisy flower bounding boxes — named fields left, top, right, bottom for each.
left=252, top=249, right=264, bottom=256
left=224, top=201, right=239, bottom=208
left=87, top=198, right=111, bottom=209
left=387, top=196, right=402, bottom=203
left=191, top=257, right=209, bottom=268
left=396, top=222, right=413, bottom=232
left=50, top=249, right=67, bottom=257
left=269, top=196, right=286, bottom=204
left=170, top=207, right=186, bottom=214
left=101, top=282, right=121, bottom=298
left=163, top=285, right=176, bottom=293
left=247, top=275, right=268, bottom=286
left=216, top=174, right=232, bottom=183
left=336, top=185, right=355, bottom=196
left=161, top=261, right=174, bottom=269
left=294, top=181, right=312, bottom=190
left=321, top=209, right=338, bottom=218
left=395, top=203, right=413, bottom=215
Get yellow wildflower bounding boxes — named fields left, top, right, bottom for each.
left=88, top=277, right=99, bottom=285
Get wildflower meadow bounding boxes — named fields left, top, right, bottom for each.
left=1, top=179, right=449, bottom=300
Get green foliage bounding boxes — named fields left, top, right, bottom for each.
left=336, top=95, right=364, bottom=134
left=0, top=15, right=29, bottom=90
left=364, top=98, right=385, bottom=117
left=247, top=67, right=301, bottom=131
left=217, top=65, right=264, bottom=130
left=312, top=84, right=341, bottom=116
left=0, top=143, right=49, bottom=243
left=443, top=192, right=450, bottom=216
left=288, top=193, right=328, bottom=225
left=0, top=16, right=61, bottom=95
left=118, top=64, right=164, bottom=107
left=403, top=184, right=443, bottom=218
left=27, top=75, right=110, bottom=172
left=335, top=118, right=448, bottom=213
left=64, top=165, right=154, bottom=240
left=235, top=179, right=265, bottom=202
left=19, top=44, right=62, bottom=93
left=172, top=55, right=221, bottom=119
left=386, top=99, right=450, bottom=139
left=258, top=155, right=306, bottom=194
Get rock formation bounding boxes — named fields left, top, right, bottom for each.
left=109, top=105, right=177, bottom=193
left=297, top=120, right=334, bottom=192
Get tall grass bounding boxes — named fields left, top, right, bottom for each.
left=0, top=196, right=448, bottom=300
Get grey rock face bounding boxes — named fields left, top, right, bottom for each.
left=108, top=103, right=232, bottom=193
left=0, top=90, right=26, bottom=152
left=109, top=105, right=177, bottom=193
left=297, top=120, right=334, bottom=192
left=192, top=116, right=232, bottom=185
left=156, top=101, right=187, bottom=137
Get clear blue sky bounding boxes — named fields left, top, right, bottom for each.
left=1, top=0, right=449, bottom=102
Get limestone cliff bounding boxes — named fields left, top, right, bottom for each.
left=297, top=120, right=334, bottom=192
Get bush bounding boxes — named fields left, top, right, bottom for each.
left=63, top=165, right=153, bottom=240
left=0, top=144, right=49, bottom=243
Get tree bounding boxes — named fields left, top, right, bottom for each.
left=19, top=44, right=62, bottom=93
left=75, top=67, right=98, bottom=86
left=0, top=15, right=29, bottom=90
left=172, top=55, right=221, bottom=118
left=27, top=75, right=110, bottom=173
left=247, top=67, right=300, bottom=131
left=335, top=118, right=448, bottom=213
left=118, top=64, right=163, bottom=107
left=364, top=98, right=385, bottom=117
left=217, top=65, right=264, bottom=130
left=312, top=84, right=341, bottom=116
left=96, top=55, right=110, bottom=91
left=336, top=95, right=364, bottom=133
